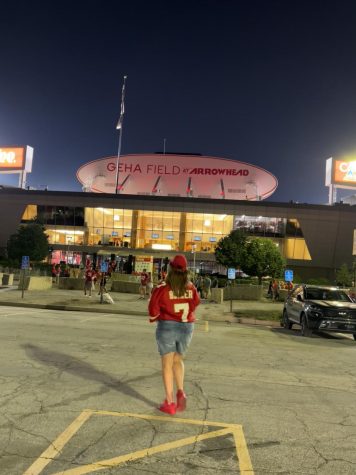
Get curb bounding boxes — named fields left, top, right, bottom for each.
left=0, top=301, right=147, bottom=316
left=0, top=301, right=281, bottom=327
left=236, top=317, right=281, bottom=327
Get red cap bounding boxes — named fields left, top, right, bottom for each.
left=170, top=254, right=188, bottom=271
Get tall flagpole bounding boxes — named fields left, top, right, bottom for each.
left=115, top=75, right=127, bottom=194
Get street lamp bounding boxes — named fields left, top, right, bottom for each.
left=191, top=244, right=196, bottom=273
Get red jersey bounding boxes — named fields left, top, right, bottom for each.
left=85, top=269, right=94, bottom=282
left=148, top=281, right=200, bottom=323
left=140, top=272, right=149, bottom=285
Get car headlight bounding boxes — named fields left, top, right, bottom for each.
left=308, top=304, right=323, bottom=316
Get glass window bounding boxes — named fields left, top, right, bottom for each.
left=233, top=215, right=286, bottom=237
left=136, top=210, right=181, bottom=249
left=285, top=238, right=311, bottom=260
left=21, top=205, right=37, bottom=222
left=37, top=205, right=56, bottom=224
left=286, top=219, right=303, bottom=237
left=103, top=209, right=113, bottom=228
left=84, top=208, right=132, bottom=246
left=74, top=208, right=85, bottom=226
left=184, top=213, right=233, bottom=252
left=93, top=208, right=104, bottom=228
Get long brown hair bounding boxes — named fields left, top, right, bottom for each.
left=166, top=268, right=189, bottom=297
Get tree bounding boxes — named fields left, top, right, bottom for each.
left=244, top=238, right=285, bottom=284
left=215, top=229, right=247, bottom=269
left=336, top=263, right=352, bottom=287
left=7, top=223, right=49, bottom=264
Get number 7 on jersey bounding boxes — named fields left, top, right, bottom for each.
left=174, top=303, right=189, bottom=322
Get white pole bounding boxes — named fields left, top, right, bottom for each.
left=115, top=76, right=127, bottom=195
left=192, top=244, right=196, bottom=273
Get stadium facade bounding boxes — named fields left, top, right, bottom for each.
left=1, top=184, right=356, bottom=281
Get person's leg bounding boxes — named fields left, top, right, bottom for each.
left=173, top=352, right=184, bottom=391
left=161, top=352, right=175, bottom=403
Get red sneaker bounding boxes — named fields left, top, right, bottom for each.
left=159, top=400, right=176, bottom=415
left=176, top=390, right=187, bottom=412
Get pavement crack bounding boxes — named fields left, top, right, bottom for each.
left=71, top=420, right=118, bottom=463
left=190, top=379, right=210, bottom=453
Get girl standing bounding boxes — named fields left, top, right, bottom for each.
left=148, top=255, right=200, bottom=415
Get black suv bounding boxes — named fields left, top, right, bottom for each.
left=282, top=285, right=356, bottom=339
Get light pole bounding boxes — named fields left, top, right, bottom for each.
left=191, top=244, right=196, bottom=273
left=115, top=75, right=127, bottom=195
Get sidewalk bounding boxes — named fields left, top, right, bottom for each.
left=0, top=286, right=283, bottom=326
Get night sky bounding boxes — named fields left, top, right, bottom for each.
left=2, top=0, right=356, bottom=204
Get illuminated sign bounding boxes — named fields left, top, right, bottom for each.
left=77, top=153, right=278, bottom=200
left=0, top=147, right=25, bottom=170
left=0, top=146, right=33, bottom=173
left=333, top=160, right=356, bottom=185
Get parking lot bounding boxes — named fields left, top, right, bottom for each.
left=1, top=306, right=356, bottom=474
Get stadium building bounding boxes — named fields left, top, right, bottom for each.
left=1, top=151, right=356, bottom=280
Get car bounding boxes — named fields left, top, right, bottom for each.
left=282, top=285, right=356, bottom=340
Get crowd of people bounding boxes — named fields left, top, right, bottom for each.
left=267, top=279, right=293, bottom=300
left=53, top=256, right=232, bottom=306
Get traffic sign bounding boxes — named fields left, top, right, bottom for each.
left=227, top=268, right=236, bottom=280
left=285, top=269, right=293, bottom=282
left=21, top=256, right=30, bottom=269
left=101, top=261, right=109, bottom=273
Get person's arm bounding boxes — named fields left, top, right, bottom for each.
left=192, top=286, right=201, bottom=308
left=148, top=285, right=164, bottom=322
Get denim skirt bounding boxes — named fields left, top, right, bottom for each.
left=156, top=320, right=194, bottom=356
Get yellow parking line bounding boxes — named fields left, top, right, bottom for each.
left=50, top=427, right=234, bottom=475
left=91, top=410, right=241, bottom=428
left=23, top=410, right=254, bottom=475
left=22, top=410, right=93, bottom=475
left=233, top=426, right=254, bottom=474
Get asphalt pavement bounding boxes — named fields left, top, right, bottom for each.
left=1, top=305, right=356, bottom=474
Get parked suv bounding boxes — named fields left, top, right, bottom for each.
left=282, top=285, right=356, bottom=339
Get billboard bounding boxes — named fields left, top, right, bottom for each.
left=0, top=146, right=33, bottom=173
left=326, top=157, right=356, bottom=189
left=77, top=153, right=278, bottom=200
left=333, top=160, right=356, bottom=186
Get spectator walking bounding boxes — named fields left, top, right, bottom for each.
left=84, top=268, right=94, bottom=297
left=148, top=254, right=200, bottom=415
left=211, top=276, right=219, bottom=289
left=98, top=272, right=107, bottom=295
left=147, top=271, right=154, bottom=298
left=139, top=269, right=149, bottom=299
left=272, top=279, right=280, bottom=301
left=195, top=275, right=203, bottom=298
left=203, top=274, right=212, bottom=299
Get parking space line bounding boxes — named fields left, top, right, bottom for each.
left=22, top=410, right=93, bottom=475
left=92, top=409, right=241, bottom=428
left=23, top=410, right=254, bottom=475
left=51, top=427, right=233, bottom=475
left=233, top=426, right=254, bottom=474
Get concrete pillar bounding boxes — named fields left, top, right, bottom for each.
left=179, top=212, right=187, bottom=251
left=211, top=288, right=224, bottom=304
left=130, top=210, right=139, bottom=248
left=2, top=273, right=14, bottom=285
